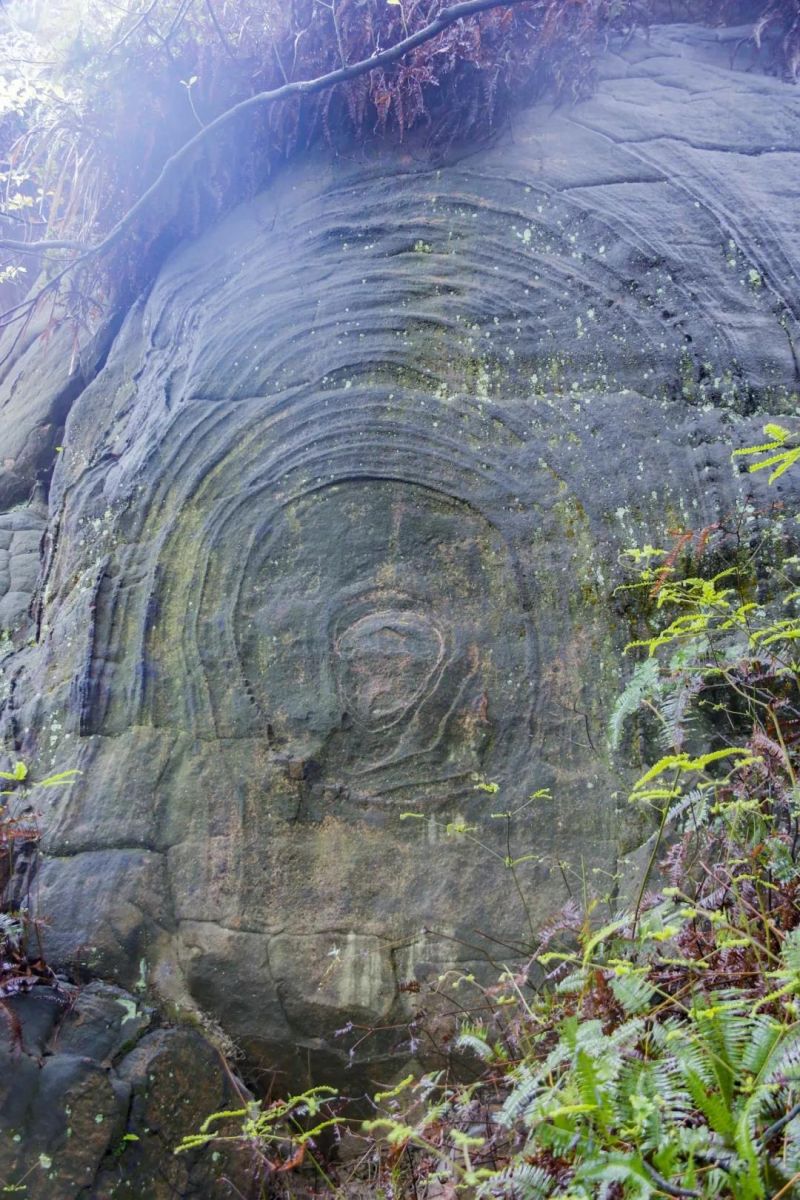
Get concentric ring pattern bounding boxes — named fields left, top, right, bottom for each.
left=19, top=23, right=800, bottom=1075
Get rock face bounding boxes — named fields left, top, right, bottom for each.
left=1, top=21, right=799, bottom=1093
left=0, top=985, right=252, bottom=1199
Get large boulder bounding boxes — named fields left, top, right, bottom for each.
left=0, top=984, right=252, bottom=1199
left=1, top=22, right=799, bottom=1088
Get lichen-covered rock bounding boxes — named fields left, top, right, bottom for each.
left=0, top=315, right=118, bottom=514
left=0, top=505, right=46, bottom=634
left=0, top=984, right=251, bottom=1199
left=0, top=22, right=799, bottom=1095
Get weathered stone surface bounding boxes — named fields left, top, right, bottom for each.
left=0, top=503, right=46, bottom=634
left=1, top=22, right=799, bottom=1096
left=0, top=316, right=118, bottom=513
left=94, top=1027, right=251, bottom=1200
left=0, top=986, right=252, bottom=1199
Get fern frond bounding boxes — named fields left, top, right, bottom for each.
left=478, top=1161, right=555, bottom=1198
left=609, top=658, right=660, bottom=750
left=762, top=1029, right=800, bottom=1086
left=456, top=1027, right=495, bottom=1062
left=576, top=1151, right=656, bottom=1197
left=658, top=678, right=701, bottom=752
left=741, top=1019, right=784, bottom=1077
left=498, top=1066, right=540, bottom=1128
left=610, top=972, right=653, bottom=1016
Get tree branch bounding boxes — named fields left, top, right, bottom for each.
left=105, top=0, right=162, bottom=57
left=0, top=0, right=532, bottom=267
left=0, top=238, right=86, bottom=254
left=642, top=1160, right=700, bottom=1199
left=203, top=0, right=240, bottom=62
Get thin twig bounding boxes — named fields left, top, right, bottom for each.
left=632, top=766, right=682, bottom=935
left=770, top=1171, right=800, bottom=1200
left=105, top=0, right=161, bottom=55
left=204, top=0, right=239, bottom=61
left=315, top=0, right=348, bottom=69
left=162, top=0, right=194, bottom=45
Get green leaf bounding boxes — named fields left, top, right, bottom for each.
left=0, top=761, right=27, bottom=781
left=36, top=769, right=81, bottom=787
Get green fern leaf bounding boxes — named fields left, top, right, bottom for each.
left=609, top=972, right=653, bottom=1015
left=609, top=658, right=660, bottom=750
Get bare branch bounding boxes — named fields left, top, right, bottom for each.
left=105, top=0, right=162, bottom=56
left=0, top=238, right=86, bottom=254
left=0, top=0, right=545, bottom=341
left=0, top=0, right=532, bottom=264
left=761, top=1101, right=800, bottom=1148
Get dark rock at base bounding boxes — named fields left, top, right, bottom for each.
left=0, top=986, right=254, bottom=1199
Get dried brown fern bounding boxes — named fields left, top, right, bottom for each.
left=0, top=0, right=797, bottom=332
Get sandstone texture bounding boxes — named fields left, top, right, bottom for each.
left=0, top=21, right=798, bottom=1101
left=0, top=985, right=252, bottom=1198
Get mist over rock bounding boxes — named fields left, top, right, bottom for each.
left=1, top=19, right=798, bottom=1115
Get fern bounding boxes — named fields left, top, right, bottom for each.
left=554, top=968, right=587, bottom=995
left=577, top=1152, right=655, bottom=1197
left=609, top=971, right=653, bottom=1015
left=609, top=657, right=660, bottom=750
left=456, top=1026, right=496, bottom=1062
left=498, top=1066, right=541, bottom=1128
left=761, top=1030, right=800, bottom=1087
left=734, top=423, right=800, bottom=483
left=741, top=1019, right=784, bottom=1076
left=657, top=674, right=701, bottom=750
left=477, top=1162, right=554, bottom=1198
left=183, top=441, right=800, bottom=1198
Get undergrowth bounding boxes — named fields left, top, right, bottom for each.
left=179, top=423, right=800, bottom=1198
left=0, top=761, right=78, bottom=1045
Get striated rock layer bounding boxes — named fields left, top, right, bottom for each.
left=0, top=21, right=799, bottom=1102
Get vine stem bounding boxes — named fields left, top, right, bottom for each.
left=632, top=766, right=682, bottom=935
left=505, top=810, right=537, bottom=947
